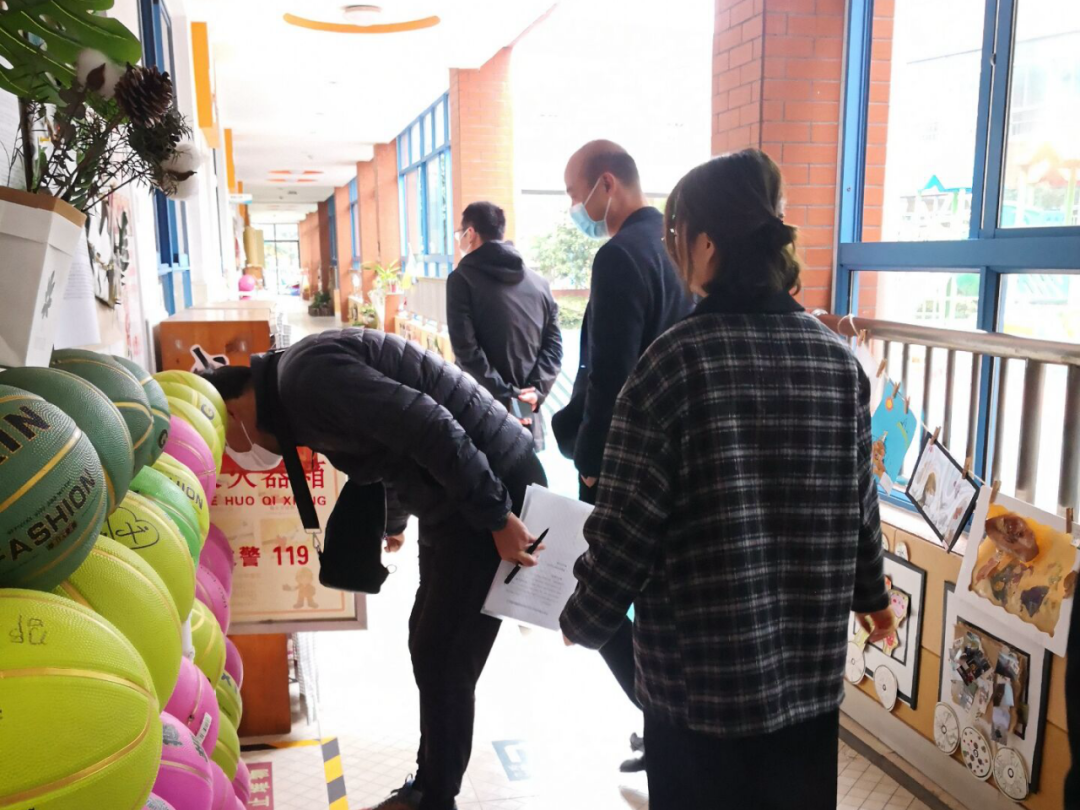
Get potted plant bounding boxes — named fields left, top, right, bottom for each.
left=0, top=0, right=196, bottom=367
left=308, top=290, right=334, bottom=317
left=365, top=260, right=403, bottom=294
left=354, top=303, right=380, bottom=329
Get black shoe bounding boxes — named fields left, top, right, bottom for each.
left=366, top=776, right=424, bottom=810
left=629, top=732, right=645, bottom=754
left=620, top=753, right=647, bottom=773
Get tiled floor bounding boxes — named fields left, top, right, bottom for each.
left=837, top=742, right=934, bottom=810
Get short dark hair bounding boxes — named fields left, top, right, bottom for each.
left=199, top=365, right=253, bottom=401
left=461, top=202, right=506, bottom=242
left=664, top=149, right=801, bottom=299
left=584, top=150, right=640, bottom=189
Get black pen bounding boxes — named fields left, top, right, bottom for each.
left=504, top=528, right=549, bottom=584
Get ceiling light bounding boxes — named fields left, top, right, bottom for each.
left=342, top=5, right=382, bottom=24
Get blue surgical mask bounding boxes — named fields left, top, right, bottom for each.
left=569, top=177, right=611, bottom=239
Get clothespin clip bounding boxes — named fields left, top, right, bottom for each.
left=963, top=456, right=973, bottom=479
left=931, top=426, right=941, bottom=445
left=892, top=380, right=902, bottom=398
left=990, top=480, right=1001, bottom=504
left=904, top=396, right=911, bottom=414
left=859, top=329, right=869, bottom=346
left=876, top=359, right=887, bottom=379
left=1067, top=508, right=1078, bottom=548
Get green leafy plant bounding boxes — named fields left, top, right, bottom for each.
left=354, top=303, right=379, bottom=329
left=530, top=221, right=601, bottom=290
left=364, top=260, right=403, bottom=292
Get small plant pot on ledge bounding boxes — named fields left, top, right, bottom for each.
left=0, top=187, right=87, bottom=367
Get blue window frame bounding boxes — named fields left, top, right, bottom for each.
left=348, top=178, right=360, bottom=269
left=397, top=94, right=452, bottom=277
left=139, top=0, right=191, bottom=315
left=326, top=195, right=338, bottom=271
left=837, top=0, right=1080, bottom=510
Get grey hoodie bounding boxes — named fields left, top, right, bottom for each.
left=446, top=241, right=563, bottom=450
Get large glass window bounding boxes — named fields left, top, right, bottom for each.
left=839, top=0, right=1080, bottom=515
left=255, top=223, right=300, bottom=294
left=398, top=94, right=452, bottom=277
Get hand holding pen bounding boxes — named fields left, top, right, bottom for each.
left=505, top=528, right=549, bottom=584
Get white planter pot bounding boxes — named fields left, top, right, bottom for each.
left=0, top=187, right=86, bottom=367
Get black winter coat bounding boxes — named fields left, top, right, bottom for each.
left=253, top=328, right=534, bottom=540
left=446, top=241, right=562, bottom=450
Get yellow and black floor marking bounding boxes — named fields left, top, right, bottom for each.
left=322, top=737, right=350, bottom=810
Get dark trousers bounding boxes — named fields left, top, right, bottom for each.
left=580, top=478, right=642, bottom=711
left=409, top=453, right=547, bottom=810
left=645, top=709, right=839, bottom=810
left=1066, top=586, right=1080, bottom=808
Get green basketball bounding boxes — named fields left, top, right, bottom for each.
left=210, top=715, right=240, bottom=780
left=113, top=356, right=171, bottom=466
left=130, top=465, right=202, bottom=561
left=215, top=671, right=243, bottom=728
left=51, top=349, right=154, bottom=475
left=0, top=367, right=134, bottom=515
left=191, top=598, right=226, bottom=685
left=154, top=370, right=227, bottom=426
left=0, top=384, right=108, bottom=591
left=159, top=382, right=225, bottom=451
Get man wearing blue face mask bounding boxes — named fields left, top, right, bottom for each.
left=552, top=140, right=692, bottom=772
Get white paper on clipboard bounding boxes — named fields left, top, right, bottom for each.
left=482, top=484, right=593, bottom=631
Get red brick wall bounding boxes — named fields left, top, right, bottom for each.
left=713, top=0, right=846, bottom=312
left=450, top=46, right=515, bottom=258
left=374, top=142, right=401, bottom=269
left=298, top=211, right=321, bottom=298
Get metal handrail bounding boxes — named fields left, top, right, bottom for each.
left=818, top=314, right=1080, bottom=366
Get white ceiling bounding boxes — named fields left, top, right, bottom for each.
left=186, top=0, right=554, bottom=206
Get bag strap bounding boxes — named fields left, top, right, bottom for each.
left=262, top=352, right=322, bottom=542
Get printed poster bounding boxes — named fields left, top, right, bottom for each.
left=210, top=450, right=360, bottom=627
left=869, top=381, right=919, bottom=494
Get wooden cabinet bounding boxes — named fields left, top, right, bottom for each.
left=157, top=307, right=274, bottom=371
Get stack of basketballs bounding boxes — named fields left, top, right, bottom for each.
left=0, top=355, right=249, bottom=810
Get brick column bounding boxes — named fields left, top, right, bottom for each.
left=713, top=0, right=845, bottom=312
left=334, top=184, right=354, bottom=320
left=353, top=142, right=402, bottom=298
left=317, top=200, right=332, bottom=294
left=449, top=46, right=515, bottom=255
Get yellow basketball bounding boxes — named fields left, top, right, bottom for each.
left=0, top=590, right=162, bottom=810
left=190, top=598, right=226, bottom=684
left=153, top=370, right=227, bottom=426
left=215, top=671, right=243, bottom=728
left=166, top=396, right=222, bottom=472
left=210, top=715, right=240, bottom=781
left=53, top=537, right=183, bottom=704
left=154, top=453, right=211, bottom=541
left=158, top=382, right=225, bottom=450
left=100, top=492, right=195, bottom=621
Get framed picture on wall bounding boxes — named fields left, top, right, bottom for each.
left=906, top=432, right=980, bottom=551
left=849, top=551, right=927, bottom=708
left=939, top=583, right=1052, bottom=792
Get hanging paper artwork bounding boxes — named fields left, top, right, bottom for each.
left=939, top=584, right=1051, bottom=792
left=907, top=432, right=980, bottom=550
left=869, top=381, right=919, bottom=494
left=849, top=552, right=926, bottom=708
left=958, top=488, right=1079, bottom=656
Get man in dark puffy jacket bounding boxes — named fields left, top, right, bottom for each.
left=203, top=329, right=546, bottom=810
left=447, top=201, right=563, bottom=451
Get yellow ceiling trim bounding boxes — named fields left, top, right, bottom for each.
left=224, top=128, right=237, bottom=194
left=282, top=13, right=440, bottom=34
left=191, top=22, right=220, bottom=149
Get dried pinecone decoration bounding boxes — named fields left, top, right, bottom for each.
left=115, top=64, right=174, bottom=127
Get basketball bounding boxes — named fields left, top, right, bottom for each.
left=101, top=492, right=195, bottom=621
left=165, top=657, right=220, bottom=756
left=158, top=381, right=226, bottom=449
left=191, top=598, right=227, bottom=684
left=210, top=762, right=233, bottom=810
left=232, top=760, right=250, bottom=805
left=165, top=396, right=223, bottom=471
left=200, top=525, right=234, bottom=594
left=154, top=452, right=211, bottom=541
left=144, top=794, right=177, bottom=810
left=211, top=715, right=240, bottom=780
left=0, top=590, right=162, bottom=810
left=163, top=416, right=217, bottom=503
left=51, top=349, right=154, bottom=474
left=196, top=565, right=231, bottom=633
left=0, top=384, right=107, bottom=591
left=113, top=356, right=171, bottom=466
left=216, top=671, right=243, bottom=728
left=154, top=369, right=227, bottom=426
left=0, top=367, right=134, bottom=514
left=53, top=536, right=183, bottom=703
left=224, top=637, right=244, bottom=688
left=151, top=712, right=213, bottom=810
left=130, top=464, right=203, bottom=561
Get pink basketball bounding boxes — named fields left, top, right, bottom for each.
left=224, top=637, right=244, bottom=688
left=153, top=712, right=214, bottom=810
left=232, top=759, right=251, bottom=804
left=165, top=416, right=217, bottom=502
left=235, top=798, right=246, bottom=810
left=211, top=761, right=234, bottom=810
left=165, top=656, right=221, bottom=756
left=239, top=274, right=257, bottom=292
left=201, top=525, right=234, bottom=593
left=196, top=565, right=231, bottom=634
left=145, top=794, right=177, bottom=810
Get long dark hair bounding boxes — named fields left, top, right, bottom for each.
left=664, top=149, right=801, bottom=299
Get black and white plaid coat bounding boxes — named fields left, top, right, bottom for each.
left=560, top=291, right=890, bottom=738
